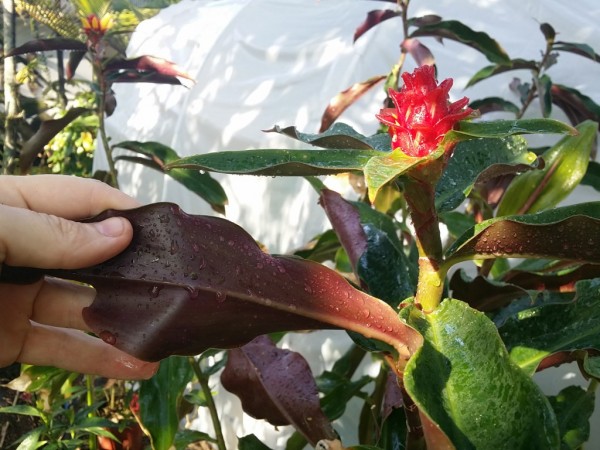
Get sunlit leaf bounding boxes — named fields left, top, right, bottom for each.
left=497, top=120, right=597, bottom=216
left=403, top=299, right=560, bottom=449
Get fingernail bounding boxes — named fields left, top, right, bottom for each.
left=94, top=217, right=126, bottom=237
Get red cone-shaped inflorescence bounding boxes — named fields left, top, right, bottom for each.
left=376, top=65, right=473, bottom=157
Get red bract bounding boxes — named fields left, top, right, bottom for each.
left=376, top=65, right=472, bottom=157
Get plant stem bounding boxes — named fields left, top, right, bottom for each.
left=94, top=64, right=119, bottom=188
left=85, top=374, right=97, bottom=450
left=403, top=176, right=445, bottom=312
left=189, top=356, right=226, bottom=450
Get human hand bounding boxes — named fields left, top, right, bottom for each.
left=0, top=175, right=158, bottom=379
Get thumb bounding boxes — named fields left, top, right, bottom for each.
left=0, top=205, right=133, bottom=269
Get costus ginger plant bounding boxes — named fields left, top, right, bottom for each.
left=3, top=61, right=599, bottom=450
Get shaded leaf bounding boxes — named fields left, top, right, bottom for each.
left=468, top=97, right=519, bottom=116
left=113, top=140, right=227, bottom=214
left=497, top=120, right=597, bottom=216
left=582, top=161, right=600, bottom=192
left=403, top=299, right=560, bottom=449
left=4, top=37, right=86, bottom=57
left=499, top=278, right=600, bottom=375
left=538, top=74, right=553, bottom=118
left=553, top=41, right=600, bottom=63
left=452, top=118, right=577, bottom=139
left=5, top=203, right=421, bottom=362
left=238, top=435, right=274, bottom=450
left=540, top=23, right=556, bottom=44
left=167, top=148, right=385, bottom=177
left=410, top=20, right=510, bottom=64
left=320, top=75, right=386, bottom=133
left=139, top=356, right=193, bottom=450
left=446, top=202, right=600, bottom=266
left=465, top=59, right=537, bottom=88
left=317, top=371, right=373, bottom=421
left=319, top=188, right=368, bottom=273
left=19, top=107, right=90, bottom=172
left=501, top=263, right=600, bottom=293
left=266, top=122, right=391, bottom=151
left=401, top=38, right=435, bottom=67
left=550, top=84, right=600, bottom=125
left=174, top=429, right=216, bottom=449
left=354, top=10, right=402, bottom=42
left=221, top=336, right=335, bottom=446
left=548, top=386, right=594, bottom=450
left=66, top=50, right=86, bottom=80
left=294, top=230, right=341, bottom=263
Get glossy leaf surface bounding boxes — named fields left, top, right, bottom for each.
left=221, top=336, right=335, bottom=446
left=446, top=202, right=600, bottom=266
left=465, top=59, right=537, bottom=88
left=40, top=203, right=421, bottom=362
left=113, top=140, right=227, bottom=214
left=451, top=118, right=577, bottom=139
left=403, top=299, right=560, bottom=450
left=499, top=278, right=600, bottom=375
left=497, top=121, right=597, bottom=216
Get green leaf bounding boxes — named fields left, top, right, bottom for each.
left=318, top=372, right=373, bottom=420
left=139, top=356, right=194, bottom=450
left=466, top=59, right=537, bottom=88
left=0, top=405, right=44, bottom=418
left=113, top=141, right=228, bottom=214
left=538, top=74, right=553, bottom=118
left=167, top=148, right=385, bottom=176
left=553, top=41, right=600, bottom=63
left=174, top=429, right=216, bottom=449
left=435, top=136, right=534, bottom=213
left=265, top=122, right=391, bottom=151
left=15, top=428, right=43, bottom=450
left=497, top=120, right=597, bottom=216
left=409, top=20, right=510, bottom=64
left=499, top=278, right=600, bottom=375
left=583, top=354, right=600, bottom=379
left=446, top=202, right=600, bottom=266
left=238, top=434, right=274, bottom=450
left=469, top=97, right=520, bottom=115
left=581, top=161, right=600, bottom=192
left=547, top=386, right=594, bottom=450
left=439, top=212, right=476, bottom=241
left=403, top=299, right=560, bottom=449
left=364, top=147, right=443, bottom=202
left=452, top=118, right=577, bottom=139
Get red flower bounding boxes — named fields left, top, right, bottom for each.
left=376, top=65, right=472, bottom=157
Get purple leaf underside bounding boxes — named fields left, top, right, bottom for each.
left=58, top=203, right=422, bottom=362
left=221, top=336, right=336, bottom=445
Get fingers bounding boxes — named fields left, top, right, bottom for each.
left=0, top=204, right=133, bottom=269
left=17, top=323, right=158, bottom=379
left=0, top=175, right=140, bottom=219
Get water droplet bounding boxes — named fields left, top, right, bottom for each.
left=186, top=286, right=200, bottom=299
left=99, top=330, right=116, bottom=345
left=190, top=272, right=198, bottom=280
left=149, top=285, right=162, bottom=298
left=228, top=240, right=235, bottom=246
left=256, top=263, right=264, bottom=269
left=277, top=266, right=286, bottom=274
left=192, top=243, right=200, bottom=253
left=304, top=285, right=313, bottom=294
left=170, top=239, right=180, bottom=255
left=216, top=291, right=226, bottom=303
left=362, top=309, right=371, bottom=318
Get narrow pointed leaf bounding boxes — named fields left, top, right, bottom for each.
left=499, top=278, right=600, bottom=375
left=221, top=336, right=335, bottom=446
left=468, top=97, right=519, bottom=115
left=266, top=122, right=391, bottom=151
left=553, top=41, right=600, bottom=62
left=410, top=21, right=510, bottom=64
left=497, top=120, right=597, bottom=216
left=139, top=356, right=193, bottom=450
left=550, top=84, right=600, bottom=125
left=319, top=76, right=386, bottom=133
left=446, top=202, right=600, bottom=266
left=4, top=37, right=86, bottom=57
left=548, top=386, right=594, bottom=450
left=113, top=140, right=227, bottom=214
left=465, top=59, right=537, bottom=88
left=354, top=10, right=401, bottom=42
left=167, top=148, right=386, bottom=176
left=501, top=263, right=600, bottom=293
left=435, top=135, right=534, bottom=213
left=401, top=38, right=435, bottom=67
left=451, top=118, right=577, bottom=139
left=537, top=74, right=553, bottom=118
left=582, top=161, right=600, bottom=192
left=15, top=203, right=421, bottom=362
left=104, top=55, right=193, bottom=82
left=403, top=299, right=560, bottom=450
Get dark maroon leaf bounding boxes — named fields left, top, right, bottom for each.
left=221, top=336, right=335, bottom=446
left=401, top=38, right=435, bottom=67
left=66, top=50, right=86, bottom=80
left=354, top=10, right=402, bottom=42
left=502, top=264, right=600, bottom=292
left=104, top=55, right=193, bottom=82
left=4, top=38, right=86, bottom=57
left=319, top=189, right=368, bottom=273
left=382, top=370, right=403, bottom=422
left=19, top=107, right=91, bottom=172
left=469, top=97, right=519, bottom=116
left=551, top=84, right=600, bottom=125
left=319, top=75, right=386, bottom=133
left=553, top=41, right=600, bottom=62
left=540, top=23, right=556, bottom=44
left=38, top=203, right=422, bottom=362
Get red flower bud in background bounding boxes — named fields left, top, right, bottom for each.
left=81, top=13, right=113, bottom=45
left=376, top=65, right=473, bottom=158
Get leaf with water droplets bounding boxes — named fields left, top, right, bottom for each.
left=221, top=336, right=335, bottom=446
left=445, top=202, right=600, bottom=267
left=8, top=203, right=421, bottom=362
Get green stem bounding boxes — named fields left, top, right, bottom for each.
left=85, top=374, right=97, bottom=450
left=94, top=63, right=119, bottom=188
left=403, top=176, right=445, bottom=312
left=189, top=356, right=226, bottom=450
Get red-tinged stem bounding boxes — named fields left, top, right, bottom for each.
left=403, top=176, right=445, bottom=312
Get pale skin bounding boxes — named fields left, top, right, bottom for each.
left=0, top=175, right=158, bottom=379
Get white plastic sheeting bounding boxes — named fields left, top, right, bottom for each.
left=93, top=0, right=600, bottom=448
